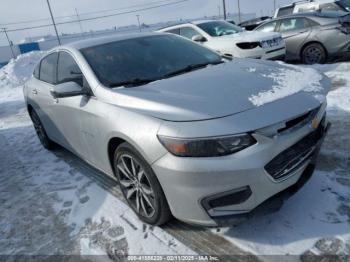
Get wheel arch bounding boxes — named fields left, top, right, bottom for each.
left=300, top=41, right=328, bottom=61
left=107, top=137, right=127, bottom=174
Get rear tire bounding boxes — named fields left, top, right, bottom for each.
left=114, top=142, right=172, bottom=226
left=301, top=43, right=327, bottom=64
left=30, top=110, right=55, bottom=150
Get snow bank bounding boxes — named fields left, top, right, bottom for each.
left=322, top=63, right=350, bottom=112
left=249, top=63, right=324, bottom=107
left=0, top=51, right=45, bottom=89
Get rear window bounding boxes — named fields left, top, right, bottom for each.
left=39, top=53, right=58, bottom=84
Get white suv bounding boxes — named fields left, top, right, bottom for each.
left=158, top=20, right=286, bottom=60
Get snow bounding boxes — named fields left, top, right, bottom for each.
left=0, top=52, right=195, bottom=257
left=313, top=63, right=350, bottom=112
left=249, top=62, right=324, bottom=107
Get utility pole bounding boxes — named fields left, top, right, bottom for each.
left=222, top=0, right=227, bottom=20
left=46, top=0, right=61, bottom=45
left=1, top=28, right=15, bottom=59
left=218, top=5, right=221, bottom=18
left=237, top=0, right=241, bottom=23
left=274, top=0, right=277, bottom=12
left=136, top=15, right=141, bottom=32
left=75, top=8, right=84, bottom=36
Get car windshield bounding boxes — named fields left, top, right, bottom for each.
left=196, top=21, right=243, bottom=37
left=337, top=0, right=350, bottom=11
left=81, top=35, right=222, bottom=88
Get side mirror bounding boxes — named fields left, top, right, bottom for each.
left=50, top=81, right=88, bottom=98
left=192, top=35, right=207, bottom=42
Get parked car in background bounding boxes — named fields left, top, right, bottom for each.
left=274, top=0, right=350, bottom=18
left=158, top=20, right=286, bottom=60
left=239, top=16, right=272, bottom=30
left=255, top=11, right=350, bottom=64
left=25, top=33, right=330, bottom=227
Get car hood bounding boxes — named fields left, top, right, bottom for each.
left=105, top=59, right=330, bottom=122
left=217, top=30, right=281, bottom=42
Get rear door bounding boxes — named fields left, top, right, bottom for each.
left=276, top=17, right=313, bottom=59
left=32, top=52, right=63, bottom=142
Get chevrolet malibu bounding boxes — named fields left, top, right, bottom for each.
left=24, top=33, right=330, bottom=227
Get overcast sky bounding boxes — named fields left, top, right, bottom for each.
left=0, top=0, right=293, bottom=45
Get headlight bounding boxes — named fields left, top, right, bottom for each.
left=157, top=134, right=256, bottom=157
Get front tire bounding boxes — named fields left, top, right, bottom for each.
left=301, top=43, right=327, bottom=64
left=30, top=110, right=55, bottom=150
left=114, top=143, right=172, bottom=226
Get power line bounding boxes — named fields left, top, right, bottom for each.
left=4, top=0, right=190, bottom=33
left=0, top=0, right=178, bottom=27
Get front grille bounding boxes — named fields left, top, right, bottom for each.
left=278, top=107, right=320, bottom=134
left=265, top=119, right=326, bottom=180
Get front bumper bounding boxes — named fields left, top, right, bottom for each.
left=152, top=116, right=330, bottom=227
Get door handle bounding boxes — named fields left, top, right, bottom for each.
left=32, top=89, right=38, bottom=95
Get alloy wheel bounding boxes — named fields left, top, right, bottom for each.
left=116, top=154, right=156, bottom=218
left=304, top=46, right=322, bottom=64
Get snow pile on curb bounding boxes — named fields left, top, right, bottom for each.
left=0, top=51, right=45, bottom=89
left=249, top=63, right=324, bottom=107
left=323, top=63, right=350, bottom=112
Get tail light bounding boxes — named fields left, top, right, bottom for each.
left=339, top=15, right=350, bottom=34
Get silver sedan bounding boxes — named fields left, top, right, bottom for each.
left=255, top=12, right=350, bottom=64
left=24, top=33, right=330, bottom=226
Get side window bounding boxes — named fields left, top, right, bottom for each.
left=33, top=63, right=40, bottom=79
left=278, top=18, right=309, bottom=32
left=179, top=27, right=200, bottom=40
left=165, top=28, right=180, bottom=35
left=57, top=52, right=83, bottom=87
left=256, top=21, right=278, bottom=32
left=39, top=53, right=58, bottom=84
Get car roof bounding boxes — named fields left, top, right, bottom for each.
left=271, top=10, right=346, bottom=20
left=61, top=32, right=163, bottom=50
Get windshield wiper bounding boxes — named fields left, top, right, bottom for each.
left=109, top=61, right=224, bottom=87
left=109, top=78, right=158, bottom=88
left=163, top=61, right=224, bottom=78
